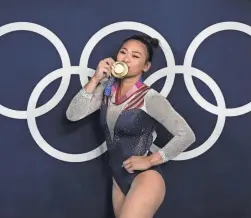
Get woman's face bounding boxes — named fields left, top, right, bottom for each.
left=116, top=39, right=151, bottom=78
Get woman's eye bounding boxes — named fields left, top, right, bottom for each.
left=120, top=51, right=126, bottom=54
left=133, top=55, right=139, bottom=58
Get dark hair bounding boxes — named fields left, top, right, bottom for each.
left=122, top=34, right=159, bottom=62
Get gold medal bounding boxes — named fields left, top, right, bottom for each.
left=111, top=62, right=128, bottom=79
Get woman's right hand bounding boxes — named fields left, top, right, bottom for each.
left=92, top=57, right=115, bottom=82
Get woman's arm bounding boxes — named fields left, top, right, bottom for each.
left=66, top=77, right=107, bottom=121
left=66, top=57, right=115, bottom=121
left=145, top=90, right=196, bottom=165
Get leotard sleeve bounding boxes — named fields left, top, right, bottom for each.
left=144, top=89, right=196, bottom=163
left=66, top=79, right=107, bottom=121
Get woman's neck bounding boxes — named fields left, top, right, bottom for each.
left=119, top=75, right=142, bottom=96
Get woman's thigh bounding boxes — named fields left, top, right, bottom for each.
left=119, top=170, right=166, bottom=218
left=112, top=178, right=126, bottom=217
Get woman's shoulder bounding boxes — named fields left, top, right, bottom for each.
left=144, top=87, right=164, bottom=99
left=143, top=87, right=171, bottom=107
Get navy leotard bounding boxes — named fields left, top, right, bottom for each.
left=66, top=79, right=195, bottom=194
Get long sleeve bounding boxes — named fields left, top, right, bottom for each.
left=66, top=79, right=107, bottom=121
left=144, top=89, right=196, bottom=163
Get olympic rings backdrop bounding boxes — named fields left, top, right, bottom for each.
left=0, top=0, right=251, bottom=218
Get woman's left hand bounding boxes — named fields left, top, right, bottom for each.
left=122, top=156, right=152, bottom=173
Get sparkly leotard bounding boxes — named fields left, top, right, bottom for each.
left=66, top=78, right=196, bottom=194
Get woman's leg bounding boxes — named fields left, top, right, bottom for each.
left=112, top=178, right=126, bottom=217
left=119, top=170, right=166, bottom=218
